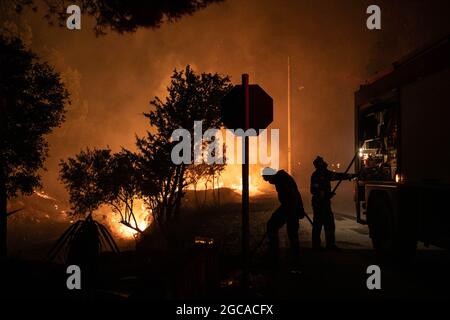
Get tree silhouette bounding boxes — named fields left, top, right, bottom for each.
left=0, top=35, right=69, bottom=257
left=60, top=148, right=156, bottom=235
left=136, top=133, right=177, bottom=238
left=185, top=163, right=209, bottom=207
left=185, top=144, right=226, bottom=208
left=59, top=66, right=230, bottom=245
left=105, top=150, right=152, bottom=234
left=137, top=65, right=231, bottom=238
left=11, top=0, right=224, bottom=35
left=59, top=148, right=112, bottom=217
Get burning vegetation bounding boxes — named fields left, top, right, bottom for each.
left=54, top=65, right=249, bottom=253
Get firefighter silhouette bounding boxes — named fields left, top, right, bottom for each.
left=310, top=156, right=353, bottom=251
left=262, top=167, right=306, bottom=264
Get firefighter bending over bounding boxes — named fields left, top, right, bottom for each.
left=311, top=156, right=355, bottom=251
left=262, top=167, right=306, bottom=265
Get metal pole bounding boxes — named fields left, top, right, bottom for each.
left=242, top=74, right=250, bottom=290
left=287, top=57, right=292, bottom=174
left=0, top=98, right=7, bottom=258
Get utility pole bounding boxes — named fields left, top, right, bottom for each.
left=0, top=98, right=7, bottom=258
left=287, top=57, right=292, bottom=174
left=242, top=73, right=250, bottom=291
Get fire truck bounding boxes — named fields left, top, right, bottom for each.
left=354, top=34, right=450, bottom=259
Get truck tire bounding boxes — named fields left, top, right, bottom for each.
left=367, top=191, right=416, bottom=264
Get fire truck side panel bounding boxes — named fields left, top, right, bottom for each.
left=400, top=67, right=450, bottom=185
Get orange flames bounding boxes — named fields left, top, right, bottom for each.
left=107, top=202, right=153, bottom=240
left=185, top=170, right=266, bottom=196
left=230, top=176, right=263, bottom=195
left=223, top=164, right=267, bottom=195
left=34, top=167, right=268, bottom=243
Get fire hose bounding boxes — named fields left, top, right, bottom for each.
left=329, top=151, right=358, bottom=198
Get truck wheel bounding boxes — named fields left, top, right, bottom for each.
left=367, top=191, right=393, bottom=260
left=367, top=191, right=416, bottom=264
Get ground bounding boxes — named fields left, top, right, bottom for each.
left=2, top=188, right=450, bottom=300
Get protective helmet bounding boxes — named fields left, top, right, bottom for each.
left=261, top=167, right=277, bottom=176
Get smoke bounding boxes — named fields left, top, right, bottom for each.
left=14, top=0, right=450, bottom=206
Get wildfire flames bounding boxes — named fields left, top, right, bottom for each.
left=186, top=172, right=266, bottom=195
left=107, top=171, right=267, bottom=239
left=107, top=202, right=153, bottom=240
left=230, top=176, right=263, bottom=195
left=33, top=190, right=153, bottom=241
left=224, top=165, right=267, bottom=195
left=31, top=167, right=267, bottom=242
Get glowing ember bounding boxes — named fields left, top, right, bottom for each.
left=34, top=190, right=56, bottom=201
left=194, top=236, right=214, bottom=246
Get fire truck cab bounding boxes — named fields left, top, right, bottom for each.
left=354, top=34, right=450, bottom=259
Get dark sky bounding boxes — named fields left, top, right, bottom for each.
left=3, top=0, right=450, bottom=202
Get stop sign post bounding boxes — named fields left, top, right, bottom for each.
left=221, top=74, right=273, bottom=290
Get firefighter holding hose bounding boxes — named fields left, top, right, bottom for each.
left=311, top=156, right=356, bottom=251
